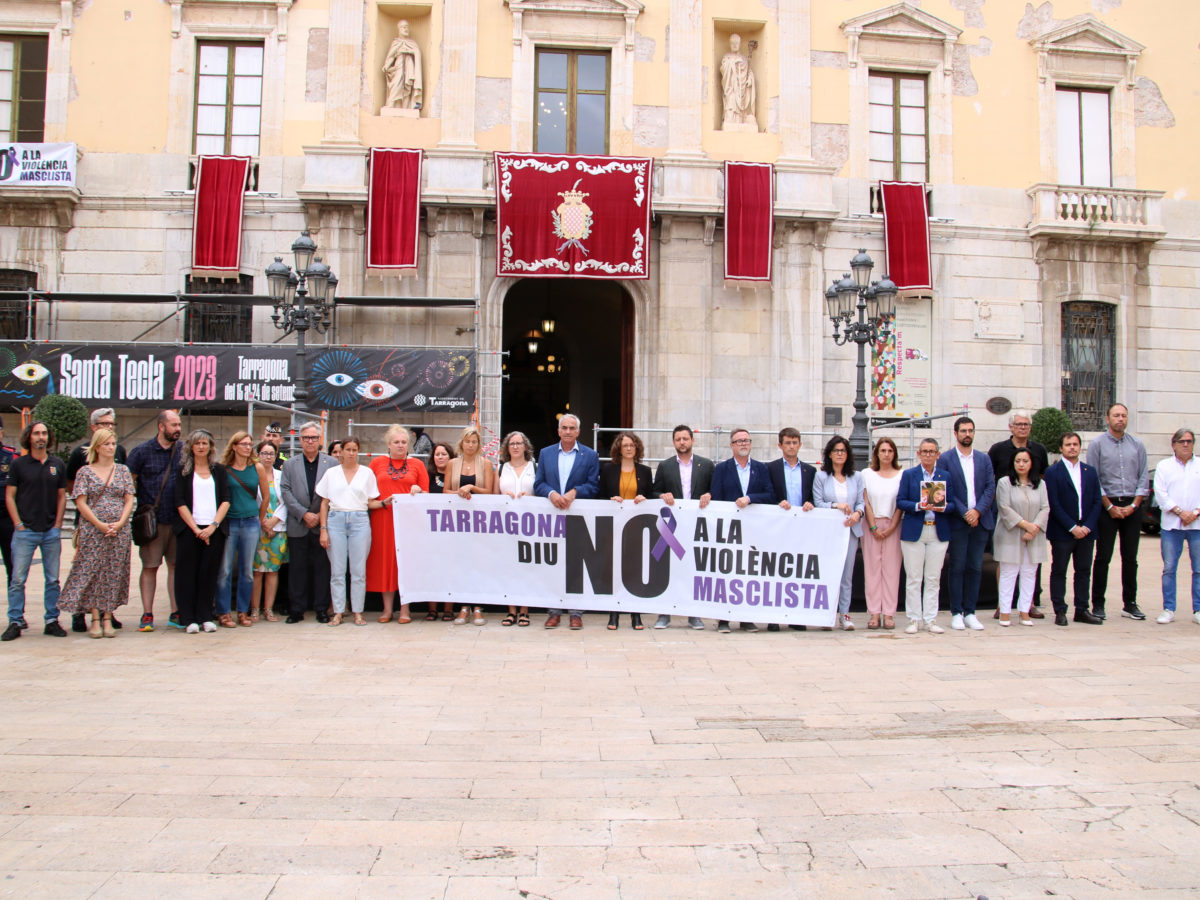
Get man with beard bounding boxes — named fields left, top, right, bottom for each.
left=651, top=424, right=713, bottom=630
left=939, top=416, right=996, bottom=631
left=126, top=410, right=184, bottom=632
left=2, top=421, right=67, bottom=641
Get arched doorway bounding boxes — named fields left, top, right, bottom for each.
left=501, top=278, right=633, bottom=452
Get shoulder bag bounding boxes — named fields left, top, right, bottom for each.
left=132, top=445, right=176, bottom=546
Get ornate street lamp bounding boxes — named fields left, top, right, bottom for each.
left=827, top=249, right=898, bottom=463
left=265, top=231, right=336, bottom=429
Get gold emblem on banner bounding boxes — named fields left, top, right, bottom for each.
left=552, top=180, right=592, bottom=255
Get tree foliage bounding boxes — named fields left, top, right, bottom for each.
left=1031, top=406, right=1074, bottom=454
left=31, top=394, right=89, bottom=451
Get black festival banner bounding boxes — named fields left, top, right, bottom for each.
left=0, top=342, right=475, bottom=413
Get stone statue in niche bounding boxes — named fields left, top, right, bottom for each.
left=720, top=33, right=757, bottom=133
left=383, top=19, right=423, bottom=114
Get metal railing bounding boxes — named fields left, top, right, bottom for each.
left=247, top=399, right=327, bottom=458
left=869, top=407, right=968, bottom=466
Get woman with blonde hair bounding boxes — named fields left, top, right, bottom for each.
left=447, top=425, right=495, bottom=625
left=215, top=431, right=270, bottom=628
left=496, top=431, right=536, bottom=626
left=367, top=425, right=429, bottom=623
left=58, top=428, right=136, bottom=638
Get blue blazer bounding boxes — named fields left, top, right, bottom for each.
left=766, top=457, right=816, bottom=508
left=812, top=470, right=866, bottom=538
left=710, top=457, right=774, bottom=504
left=533, top=442, right=600, bottom=499
left=897, top=464, right=961, bottom=542
left=1043, top=459, right=1102, bottom=543
left=937, top=448, right=997, bottom=531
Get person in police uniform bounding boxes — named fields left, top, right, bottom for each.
left=0, top=422, right=15, bottom=586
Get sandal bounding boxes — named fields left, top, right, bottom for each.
left=378, top=614, right=393, bottom=624
left=867, top=614, right=880, bottom=630
left=517, top=613, right=530, bottom=627
left=472, top=607, right=485, bottom=626
left=328, top=613, right=343, bottom=627
left=441, top=611, right=455, bottom=622
left=882, top=615, right=894, bottom=630
left=501, top=613, right=517, bottom=627
left=237, top=612, right=254, bottom=627
left=218, top=614, right=236, bottom=628
left=424, top=610, right=438, bottom=621
left=354, top=614, right=366, bottom=626
left=453, top=608, right=468, bottom=625
left=249, top=610, right=261, bottom=622
left=263, top=609, right=278, bottom=622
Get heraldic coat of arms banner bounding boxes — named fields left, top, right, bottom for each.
left=494, top=153, right=653, bottom=280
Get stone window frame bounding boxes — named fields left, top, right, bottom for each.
left=1030, top=15, right=1143, bottom=189
left=505, top=0, right=641, bottom=153
left=192, top=39, right=266, bottom=158
left=0, top=33, right=49, bottom=143
left=841, top=3, right=961, bottom=187
left=533, top=47, right=612, bottom=154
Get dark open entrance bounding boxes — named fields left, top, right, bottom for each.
left=501, top=278, right=633, bottom=453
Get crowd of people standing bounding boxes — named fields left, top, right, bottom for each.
left=1, top=403, right=1198, bottom=642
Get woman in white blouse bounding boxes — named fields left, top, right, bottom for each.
left=316, top=437, right=383, bottom=626
left=862, top=437, right=904, bottom=630
left=495, top=431, right=536, bottom=626
left=813, top=435, right=866, bottom=631
left=994, top=448, right=1050, bottom=626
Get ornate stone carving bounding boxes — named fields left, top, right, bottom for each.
left=719, top=34, right=757, bottom=132
left=383, top=19, right=423, bottom=114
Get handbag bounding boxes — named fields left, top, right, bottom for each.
left=132, top=444, right=176, bottom=546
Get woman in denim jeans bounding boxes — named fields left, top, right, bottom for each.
left=215, top=431, right=270, bottom=628
left=316, top=437, right=382, bottom=626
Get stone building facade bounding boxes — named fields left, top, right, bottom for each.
left=0, top=0, right=1195, bottom=461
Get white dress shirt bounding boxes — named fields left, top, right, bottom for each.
left=957, top=448, right=977, bottom=510
left=1155, top=455, right=1200, bottom=531
left=1063, top=458, right=1084, bottom=521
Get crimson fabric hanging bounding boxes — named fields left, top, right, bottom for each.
left=366, top=148, right=423, bottom=275
left=191, top=156, right=250, bottom=279
left=879, top=181, right=932, bottom=290
left=723, top=161, right=774, bottom=282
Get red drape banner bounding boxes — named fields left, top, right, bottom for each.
left=879, top=181, right=932, bottom=291
left=191, top=156, right=250, bottom=279
left=724, top=161, right=774, bottom=281
left=494, top=153, right=652, bottom=279
left=367, top=148, right=423, bottom=274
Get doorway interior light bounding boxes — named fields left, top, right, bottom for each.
left=528, top=339, right=539, bottom=354
left=541, top=317, right=556, bottom=334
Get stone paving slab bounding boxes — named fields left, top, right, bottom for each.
left=1, top=537, right=1198, bottom=897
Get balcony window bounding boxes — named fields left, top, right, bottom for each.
left=1056, top=87, right=1111, bottom=188
left=534, top=49, right=609, bottom=154
left=193, top=41, right=264, bottom=157
left=184, top=275, right=253, bottom=343
left=0, top=35, right=48, bottom=142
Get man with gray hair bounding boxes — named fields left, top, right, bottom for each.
left=279, top=422, right=336, bottom=623
left=65, top=408, right=127, bottom=632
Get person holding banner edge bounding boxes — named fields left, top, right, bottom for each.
left=709, top=428, right=773, bottom=634
left=368, top=426, right=428, bottom=625
left=533, top=414, right=600, bottom=629
left=600, top=431, right=653, bottom=630
left=495, top=431, right=536, bottom=627
left=446, top=426, right=495, bottom=627
left=651, top=425, right=713, bottom=630
left=766, top=426, right=817, bottom=633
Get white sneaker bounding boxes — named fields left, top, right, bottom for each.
left=950, top=614, right=965, bottom=630
left=927, top=622, right=945, bottom=634
left=840, top=615, right=855, bottom=631
left=653, top=615, right=670, bottom=629
left=904, top=620, right=919, bottom=634
left=1157, top=610, right=1175, bottom=624
left=202, top=621, right=217, bottom=633
left=1193, top=612, right=1200, bottom=626
left=964, top=614, right=985, bottom=631
left=185, top=623, right=200, bottom=634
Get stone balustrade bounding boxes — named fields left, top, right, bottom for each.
left=1026, top=183, right=1166, bottom=241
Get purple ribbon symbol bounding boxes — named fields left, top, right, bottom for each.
left=652, top=507, right=685, bottom=561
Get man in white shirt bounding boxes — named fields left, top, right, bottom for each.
left=1154, top=428, right=1200, bottom=624
left=651, top=425, right=713, bottom=629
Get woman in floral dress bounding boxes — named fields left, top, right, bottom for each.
left=250, top=441, right=288, bottom=622
left=59, top=428, right=135, bottom=638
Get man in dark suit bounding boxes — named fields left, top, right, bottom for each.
left=765, top=426, right=816, bottom=632
left=279, top=423, right=337, bottom=623
left=1044, top=431, right=1103, bottom=626
left=651, top=424, right=713, bottom=630
left=710, top=427, right=773, bottom=633
left=938, top=416, right=996, bottom=631
left=533, top=414, right=600, bottom=630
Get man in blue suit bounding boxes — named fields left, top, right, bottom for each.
left=897, top=438, right=959, bottom=633
left=939, top=416, right=996, bottom=631
left=710, top=428, right=773, bottom=633
left=765, top=426, right=816, bottom=632
left=533, top=414, right=600, bottom=630
left=1043, top=431, right=1103, bottom=626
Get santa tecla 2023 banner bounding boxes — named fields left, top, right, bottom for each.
left=0, top=341, right=474, bottom=413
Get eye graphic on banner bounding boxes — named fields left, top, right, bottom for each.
left=355, top=379, right=400, bottom=402
left=312, top=350, right=370, bottom=409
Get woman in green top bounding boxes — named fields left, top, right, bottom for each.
left=215, top=431, right=269, bottom=627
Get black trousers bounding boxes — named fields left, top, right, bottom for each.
left=288, top=530, right=331, bottom=615
left=1050, top=539, right=1095, bottom=615
left=1091, top=501, right=1144, bottom=611
left=175, top=528, right=226, bottom=627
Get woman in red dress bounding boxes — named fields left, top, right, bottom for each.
left=367, top=425, right=428, bottom=623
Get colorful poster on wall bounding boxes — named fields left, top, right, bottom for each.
left=0, top=341, right=474, bottom=413
left=870, top=296, right=933, bottom=424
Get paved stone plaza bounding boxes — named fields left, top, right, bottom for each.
left=1, top=537, right=1198, bottom=899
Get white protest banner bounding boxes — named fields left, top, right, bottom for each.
left=0, top=143, right=76, bottom=186
left=394, top=495, right=850, bottom=627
